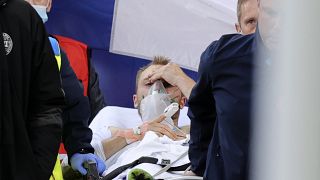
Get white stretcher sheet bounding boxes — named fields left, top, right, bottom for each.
left=89, top=106, right=195, bottom=179
left=89, top=106, right=190, bottom=166
left=104, top=131, right=190, bottom=179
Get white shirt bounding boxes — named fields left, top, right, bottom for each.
left=89, top=106, right=191, bottom=179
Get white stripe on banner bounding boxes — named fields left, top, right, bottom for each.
left=110, top=0, right=237, bottom=71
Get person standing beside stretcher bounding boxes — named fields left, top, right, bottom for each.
left=154, top=0, right=278, bottom=179
left=25, top=0, right=106, bottom=178
left=0, top=0, right=64, bottom=179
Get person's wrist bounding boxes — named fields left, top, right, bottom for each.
left=132, top=126, right=141, bottom=135
left=123, top=128, right=139, bottom=144
left=176, top=75, right=195, bottom=98
left=78, top=148, right=91, bottom=154
left=175, top=74, right=189, bottom=86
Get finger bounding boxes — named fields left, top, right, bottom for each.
left=95, top=159, right=107, bottom=175
left=161, top=124, right=178, bottom=140
left=77, top=166, right=88, bottom=175
left=175, top=131, right=187, bottom=138
left=147, top=124, right=175, bottom=139
left=142, top=76, right=152, bottom=85
left=147, top=118, right=178, bottom=139
left=162, top=129, right=178, bottom=140
left=152, top=123, right=178, bottom=140
left=155, top=132, right=163, bottom=137
left=176, top=136, right=187, bottom=141
left=148, top=126, right=166, bottom=136
left=151, top=114, right=166, bottom=123
left=148, top=71, right=163, bottom=83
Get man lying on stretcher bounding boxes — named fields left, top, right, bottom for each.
left=90, top=57, right=194, bottom=177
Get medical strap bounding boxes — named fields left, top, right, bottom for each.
left=102, top=156, right=190, bottom=180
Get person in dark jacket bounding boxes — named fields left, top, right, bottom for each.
left=188, top=33, right=256, bottom=180
left=25, top=0, right=106, bottom=175
left=187, top=0, right=279, bottom=179
left=59, top=49, right=106, bottom=175
left=0, top=0, right=65, bottom=179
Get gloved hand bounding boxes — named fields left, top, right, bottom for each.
left=70, top=153, right=106, bottom=175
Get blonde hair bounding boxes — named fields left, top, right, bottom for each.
left=135, top=56, right=171, bottom=91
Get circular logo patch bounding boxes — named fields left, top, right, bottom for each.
left=2, top=32, right=13, bottom=55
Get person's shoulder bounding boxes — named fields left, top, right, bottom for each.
left=6, top=0, right=34, bottom=14
left=201, top=33, right=255, bottom=64
left=5, top=0, right=42, bottom=26
left=217, top=33, right=255, bottom=52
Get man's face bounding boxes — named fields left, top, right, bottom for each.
left=25, top=0, right=52, bottom=12
left=236, top=0, right=259, bottom=35
left=133, top=65, right=186, bottom=121
left=258, top=0, right=281, bottom=51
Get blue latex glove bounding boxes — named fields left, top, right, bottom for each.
left=70, top=153, right=106, bottom=175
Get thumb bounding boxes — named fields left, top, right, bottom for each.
left=96, top=158, right=107, bottom=175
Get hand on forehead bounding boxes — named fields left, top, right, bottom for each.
left=140, top=69, right=178, bottom=95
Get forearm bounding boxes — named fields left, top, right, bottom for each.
left=101, top=126, right=142, bottom=159
left=60, top=51, right=95, bottom=157
left=189, top=122, right=213, bottom=176
left=29, top=118, right=62, bottom=179
left=187, top=74, right=215, bottom=175
left=176, top=75, right=195, bottom=99
left=63, top=126, right=94, bottom=158
left=101, top=136, right=127, bottom=160
left=188, top=100, right=215, bottom=176
left=62, top=98, right=94, bottom=157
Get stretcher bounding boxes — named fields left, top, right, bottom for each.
left=84, top=157, right=203, bottom=180
left=87, top=106, right=203, bottom=179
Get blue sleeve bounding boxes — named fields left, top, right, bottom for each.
left=60, top=50, right=94, bottom=158
left=187, top=41, right=218, bottom=176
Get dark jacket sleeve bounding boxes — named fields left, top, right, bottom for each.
left=88, top=57, right=106, bottom=124
left=28, top=9, right=65, bottom=180
left=187, top=42, right=218, bottom=176
left=60, top=50, right=94, bottom=158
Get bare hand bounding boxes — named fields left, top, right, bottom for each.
left=148, top=63, right=195, bottom=99
left=140, top=115, right=178, bottom=140
left=175, top=130, right=187, bottom=140
left=148, top=63, right=187, bottom=87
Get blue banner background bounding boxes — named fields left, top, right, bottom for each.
left=46, top=0, right=198, bottom=108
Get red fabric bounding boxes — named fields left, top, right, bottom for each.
left=58, top=143, right=67, bottom=154
left=54, top=35, right=89, bottom=96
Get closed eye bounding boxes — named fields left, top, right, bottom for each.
left=163, top=81, right=173, bottom=88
